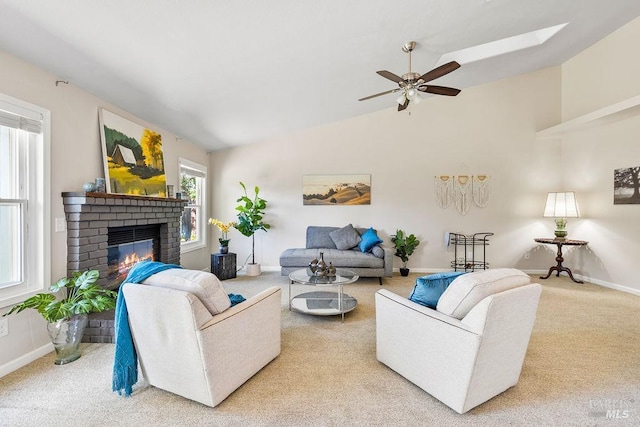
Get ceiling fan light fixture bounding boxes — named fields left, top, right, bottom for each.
left=359, top=41, right=461, bottom=109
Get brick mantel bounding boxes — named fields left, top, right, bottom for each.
left=62, top=192, right=187, bottom=290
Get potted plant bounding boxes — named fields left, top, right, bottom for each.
left=235, top=182, right=270, bottom=276
left=391, top=229, right=420, bottom=277
left=208, top=218, right=236, bottom=254
left=3, top=270, right=117, bottom=365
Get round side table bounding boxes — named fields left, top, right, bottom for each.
left=534, top=238, right=588, bottom=283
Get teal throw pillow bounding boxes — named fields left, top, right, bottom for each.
left=358, top=227, right=383, bottom=253
left=408, top=271, right=467, bottom=309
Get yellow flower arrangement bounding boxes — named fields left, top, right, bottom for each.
left=208, top=219, right=236, bottom=245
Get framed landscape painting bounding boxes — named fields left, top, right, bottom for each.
left=302, top=174, right=371, bottom=205
left=99, top=109, right=167, bottom=196
left=614, top=166, right=640, bottom=205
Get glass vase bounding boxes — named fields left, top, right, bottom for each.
left=47, top=314, right=88, bottom=365
left=219, top=245, right=229, bottom=254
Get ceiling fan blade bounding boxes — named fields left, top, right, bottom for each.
left=377, top=70, right=404, bottom=83
left=418, top=85, right=461, bottom=96
left=419, top=61, right=460, bottom=83
left=398, top=98, right=409, bottom=111
left=358, top=88, right=400, bottom=101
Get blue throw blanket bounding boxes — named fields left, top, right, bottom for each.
left=112, top=261, right=182, bottom=397
left=228, top=293, right=246, bottom=306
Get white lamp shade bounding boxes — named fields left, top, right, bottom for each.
left=396, top=94, right=406, bottom=105
left=412, top=93, right=422, bottom=104
left=543, top=192, right=580, bottom=218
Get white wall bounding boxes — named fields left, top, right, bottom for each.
left=210, top=66, right=563, bottom=275
left=561, top=16, right=640, bottom=121
left=0, top=49, right=211, bottom=374
left=558, top=17, right=640, bottom=292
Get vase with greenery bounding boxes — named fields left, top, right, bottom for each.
left=391, top=229, right=420, bottom=277
left=235, top=182, right=270, bottom=275
left=3, top=270, right=117, bottom=364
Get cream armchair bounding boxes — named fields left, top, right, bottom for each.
left=122, top=276, right=281, bottom=407
left=375, top=268, right=541, bottom=414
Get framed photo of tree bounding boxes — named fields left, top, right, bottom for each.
left=98, top=108, right=167, bottom=196
left=614, top=166, right=640, bottom=204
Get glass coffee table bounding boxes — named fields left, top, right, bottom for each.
left=288, top=268, right=359, bottom=322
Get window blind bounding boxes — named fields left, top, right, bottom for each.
left=0, top=108, right=43, bottom=134
left=180, top=165, right=206, bottom=178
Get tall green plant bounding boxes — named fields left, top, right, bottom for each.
left=3, top=270, right=117, bottom=323
left=391, top=229, right=420, bottom=269
left=235, top=182, right=271, bottom=264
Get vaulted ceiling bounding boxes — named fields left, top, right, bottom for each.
left=2, top=1, right=640, bottom=151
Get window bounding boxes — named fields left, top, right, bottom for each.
left=179, top=158, right=206, bottom=252
left=0, top=93, right=50, bottom=305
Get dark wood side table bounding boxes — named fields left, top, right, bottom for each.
left=534, top=238, right=588, bottom=283
left=211, top=252, right=237, bottom=280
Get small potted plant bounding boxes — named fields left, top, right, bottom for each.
left=3, top=270, right=117, bottom=365
left=235, top=182, right=270, bottom=276
left=208, top=218, right=236, bottom=254
left=391, top=229, right=420, bottom=276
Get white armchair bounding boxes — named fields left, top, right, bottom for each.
left=121, top=273, right=281, bottom=407
left=375, top=268, right=541, bottom=414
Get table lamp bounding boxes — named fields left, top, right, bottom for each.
left=543, top=191, right=580, bottom=239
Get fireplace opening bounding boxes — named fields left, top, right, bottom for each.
left=107, top=224, right=160, bottom=289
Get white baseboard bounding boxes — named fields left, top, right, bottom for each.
left=246, top=266, right=640, bottom=296
left=521, top=270, right=640, bottom=296
left=392, top=268, right=640, bottom=296
left=576, top=275, right=640, bottom=296
left=396, top=268, right=550, bottom=275
left=0, top=342, right=53, bottom=378
left=520, top=269, right=550, bottom=276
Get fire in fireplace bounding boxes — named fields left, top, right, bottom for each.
left=106, top=224, right=160, bottom=289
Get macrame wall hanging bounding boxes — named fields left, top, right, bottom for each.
left=434, top=175, right=491, bottom=215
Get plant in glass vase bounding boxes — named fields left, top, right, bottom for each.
left=208, top=218, right=236, bottom=254
left=3, top=270, right=117, bottom=365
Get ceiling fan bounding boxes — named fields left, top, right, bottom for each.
left=358, top=41, right=462, bottom=111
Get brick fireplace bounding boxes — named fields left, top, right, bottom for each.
left=62, top=191, right=186, bottom=342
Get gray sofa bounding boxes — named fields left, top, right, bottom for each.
left=279, top=225, right=393, bottom=284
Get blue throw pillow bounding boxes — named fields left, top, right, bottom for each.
left=358, top=227, right=383, bottom=253
left=408, top=271, right=467, bottom=309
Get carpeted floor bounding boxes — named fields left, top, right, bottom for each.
left=1, top=271, right=639, bottom=426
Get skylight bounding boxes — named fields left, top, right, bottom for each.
left=436, top=23, right=568, bottom=66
